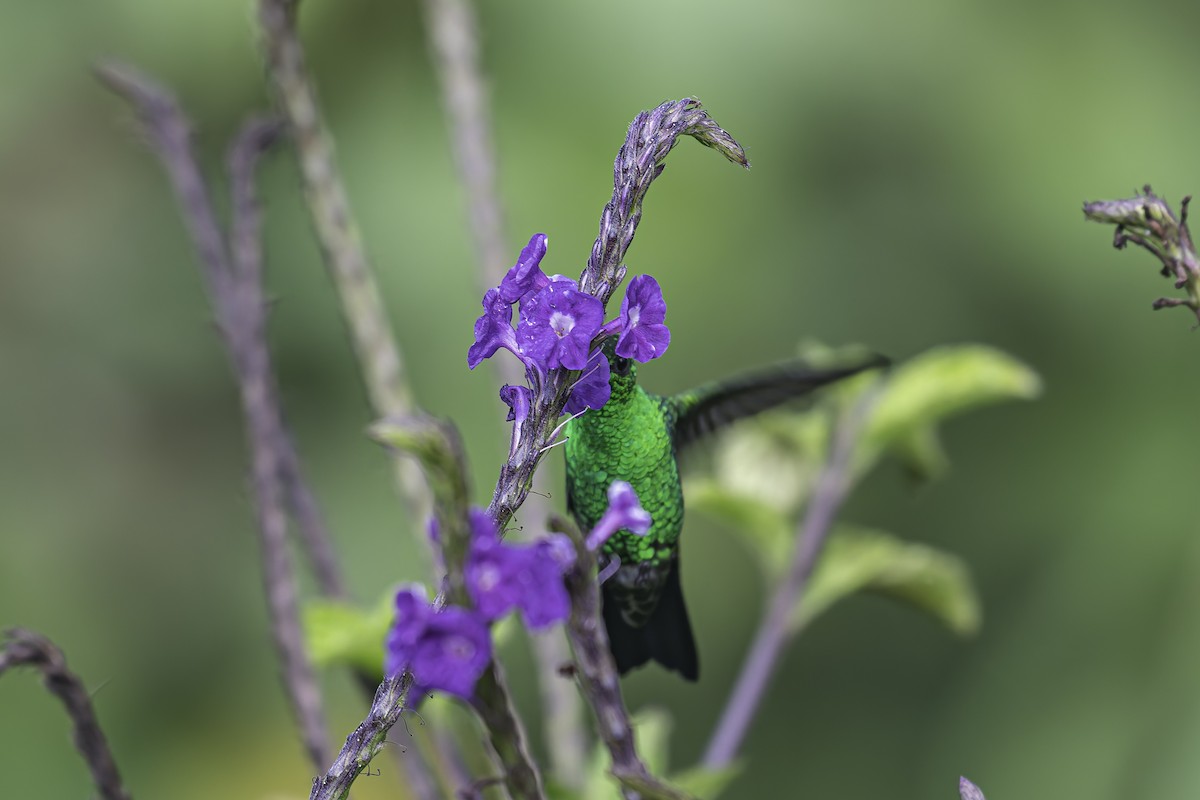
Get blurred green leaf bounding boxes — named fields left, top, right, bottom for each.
left=857, top=344, right=1042, bottom=479
left=890, top=423, right=949, bottom=481
left=575, top=708, right=676, bottom=800
left=686, top=478, right=793, bottom=581
left=302, top=591, right=394, bottom=677
left=669, top=763, right=744, bottom=798
left=794, top=525, right=982, bottom=636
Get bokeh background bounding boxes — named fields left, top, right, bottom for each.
left=4, top=1, right=1200, bottom=798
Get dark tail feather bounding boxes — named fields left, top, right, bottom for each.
left=602, top=558, right=699, bottom=681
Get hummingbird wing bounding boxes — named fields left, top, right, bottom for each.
left=666, top=354, right=888, bottom=452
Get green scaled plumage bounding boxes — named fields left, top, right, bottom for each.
left=564, top=339, right=886, bottom=680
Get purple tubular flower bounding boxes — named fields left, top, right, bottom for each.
left=499, top=384, right=532, bottom=425
left=517, top=280, right=604, bottom=371
left=408, top=607, right=492, bottom=699
left=468, top=288, right=521, bottom=369
left=465, top=509, right=572, bottom=630
left=499, top=233, right=551, bottom=304
left=564, top=347, right=611, bottom=415
left=500, top=384, right=533, bottom=458
left=585, top=481, right=652, bottom=551
left=384, top=584, right=493, bottom=701
left=615, top=274, right=670, bottom=362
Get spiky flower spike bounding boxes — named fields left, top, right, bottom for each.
left=1084, top=185, right=1200, bottom=323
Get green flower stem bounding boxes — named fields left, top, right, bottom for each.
left=1084, top=186, right=1200, bottom=322
left=0, top=629, right=133, bottom=800
left=257, top=0, right=431, bottom=524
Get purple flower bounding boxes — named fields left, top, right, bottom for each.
left=499, top=233, right=551, bottom=304
left=517, top=281, right=604, bottom=371
left=384, top=585, right=493, bottom=700
left=615, top=275, right=670, bottom=362
left=500, top=384, right=532, bottom=425
left=564, top=347, right=611, bottom=415
left=465, top=510, right=572, bottom=630
left=468, top=288, right=520, bottom=369
left=585, top=481, right=652, bottom=551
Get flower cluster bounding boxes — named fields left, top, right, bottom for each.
left=384, top=484, right=651, bottom=700
left=469, top=233, right=671, bottom=422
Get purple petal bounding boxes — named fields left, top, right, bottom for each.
left=465, top=533, right=572, bottom=630
left=585, top=481, right=652, bottom=551
left=468, top=288, right=519, bottom=369
left=499, top=384, right=532, bottom=425
left=959, top=777, right=987, bottom=800
left=499, top=233, right=550, bottom=304
left=564, top=348, right=611, bottom=415
left=409, top=607, right=492, bottom=699
left=468, top=508, right=499, bottom=546
left=517, top=281, right=605, bottom=371
left=384, top=584, right=432, bottom=677
left=615, top=274, right=671, bottom=362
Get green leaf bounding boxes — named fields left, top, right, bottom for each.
left=685, top=478, right=793, bottom=582
left=302, top=591, right=394, bottom=677
left=858, top=344, right=1041, bottom=479
left=576, top=708, right=677, bottom=800
left=669, top=763, right=744, bottom=799
left=890, top=423, right=949, bottom=481
left=794, top=525, right=981, bottom=637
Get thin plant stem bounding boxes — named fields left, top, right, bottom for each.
left=257, top=0, right=432, bottom=525
left=0, top=629, right=133, bottom=800
left=371, top=416, right=547, bottom=800
left=547, top=515, right=695, bottom=800
left=421, top=0, right=509, bottom=283
left=96, top=63, right=333, bottom=768
left=703, top=385, right=881, bottom=769
left=419, top=0, right=587, bottom=777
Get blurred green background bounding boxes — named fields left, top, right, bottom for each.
left=3, top=1, right=1200, bottom=798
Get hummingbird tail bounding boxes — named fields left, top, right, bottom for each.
left=602, top=556, right=699, bottom=681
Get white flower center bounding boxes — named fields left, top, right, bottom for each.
left=549, top=311, right=575, bottom=338
left=476, top=563, right=501, bottom=592
left=447, top=636, right=475, bottom=661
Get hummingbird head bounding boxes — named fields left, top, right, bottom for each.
left=600, top=336, right=638, bottom=403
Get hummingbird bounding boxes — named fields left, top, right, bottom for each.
left=564, top=339, right=884, bottom=680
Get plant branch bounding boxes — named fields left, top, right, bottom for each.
left=485, top=99, right=749, bottom=536
left=1083, top=185, right=1200, bottom=323
left=257, top=0, right=431, bottom=524
left=421, top=0, right=586, bottom=780
left=310, top=673, right=416, bottom=800
left=0, top=629, right=133, bottom=800
left=581, top=98, right=749, bottom=307
left=703, top=385, right=881, bottom=769
left=373, top=415, right=547, bottom=799
left=96, top=63, right=333, bottom=769
left=421, top=0, right=509, bottom=285
left=549, top=517, right=694, bottom=800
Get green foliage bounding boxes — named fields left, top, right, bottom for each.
left=685, top=479, right=794, bottom=581
left=794, top=524, right=981, bottom=636
left=547, top=709, right=741, bottom=800
left=302, top=590, right=523, bottom=678
left=857, top=343, right=1042, bottom=480
left=688, top=343, right=1036, bottom=634
left=302, top=593, right=394, bottom=678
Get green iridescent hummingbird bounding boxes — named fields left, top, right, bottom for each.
left=564, top=339, right=884, bottom=680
